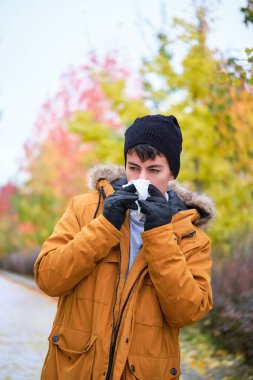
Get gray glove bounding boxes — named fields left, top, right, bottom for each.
left=103, top=184, right=138, bottom=230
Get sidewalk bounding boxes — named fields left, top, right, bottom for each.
left=0, top=271, right=57, bottom=380
left=0, top=269, right=41, bottom=291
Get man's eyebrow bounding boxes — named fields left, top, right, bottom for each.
left=127, top=161, right=163, bottom=169
left=147, top=164, right=163, bottom=168
left=127, top=161, right=140, bottom=167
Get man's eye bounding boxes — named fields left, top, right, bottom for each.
left=129, top=166, right=139, bottom=171
left=149, top=169, right=159, bottom=173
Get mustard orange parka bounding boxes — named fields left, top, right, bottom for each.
left=34, top=164, right=215, bottom=380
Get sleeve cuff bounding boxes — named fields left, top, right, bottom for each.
left=142, top=223, right=173, bottom=238
left=96, top=214, right=122, bottom=240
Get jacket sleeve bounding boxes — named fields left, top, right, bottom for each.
left=142, top=210, right=213, bottom=329
left=34, top=198, right=121, bottom=297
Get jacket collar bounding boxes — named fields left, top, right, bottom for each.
left=87, top=164, right=215, bottom=229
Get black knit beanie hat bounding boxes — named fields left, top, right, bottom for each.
left=124, top=114, right=182, bottom=178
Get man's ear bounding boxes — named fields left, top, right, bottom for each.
left=169, top=174, right=175, bottom=181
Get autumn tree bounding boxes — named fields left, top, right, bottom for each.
left=3, top=53, right=147, bottom=251
left=141, top=5, right=253, bottom=251
left=2, top=9, right=252, bottom=255
left=0, top=183, right=21, bottom=255
left=13, top=128, right=88, bottom=248
left=241, top=0, right=253, bottom=26
left=68, top=53, right=149, bottom=164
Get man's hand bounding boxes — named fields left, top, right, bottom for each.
left=139, top=184, right=187, bottom=230
left=138, top=184, right=172, bottom=231
left=168, top=189, right=187, bottom=215
left=103, top=184, right=138, bottom=230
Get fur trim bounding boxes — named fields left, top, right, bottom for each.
left=168, top=181, right=216, bottom=228
left=87, top=164, right=215, bottom=228
left=87, top=164, right=125, bottom=189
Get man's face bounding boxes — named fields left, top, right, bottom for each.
left=126, top=151, right=174, bottom=195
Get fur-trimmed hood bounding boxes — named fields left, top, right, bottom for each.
left=87, top=164, right=215, bottom=229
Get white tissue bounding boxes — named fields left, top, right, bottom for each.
left=123, top=179, right=151, bottom=221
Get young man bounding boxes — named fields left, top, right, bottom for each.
left=34, top=114, right=214, bottom=380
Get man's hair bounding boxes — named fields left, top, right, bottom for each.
left=126, top=144, right=163, bottom=162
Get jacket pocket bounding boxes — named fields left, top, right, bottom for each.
left=135, top=282, right=164, bottom=328
left=126, top=354, right=180, bottom=380
left=179, top=228, right=201, bottom=254
left=41, top=325, right=97, bottom=380
left=76, top=248, right=119, bottom=303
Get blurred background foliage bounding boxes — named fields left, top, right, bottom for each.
left=0, top=1, right=253, bottom=377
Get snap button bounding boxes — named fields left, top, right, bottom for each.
left=130, top=365, right=136, bottom=373
left=170, top=367, right=177, bottom=375
left=52, top=335, right=59, bottom=342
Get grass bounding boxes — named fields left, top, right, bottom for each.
left=180, top=323, right=253, bottom=380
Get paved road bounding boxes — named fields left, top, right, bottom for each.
left=0, top=271, right=203, bottom=380
left=0, top=273, right=56, bottom=380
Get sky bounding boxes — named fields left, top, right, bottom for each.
left=0, top=0, right=252, bottom=186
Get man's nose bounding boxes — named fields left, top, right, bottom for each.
left=138, top=170, right=147, bottom=179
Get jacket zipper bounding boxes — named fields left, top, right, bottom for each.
left=181, top=231, right=196, bottom=239
left=111, top=251, right=121, bottom=342
left=105, top=267, right=146, bottom=380
left=105, top=246, right=122, bottom=379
